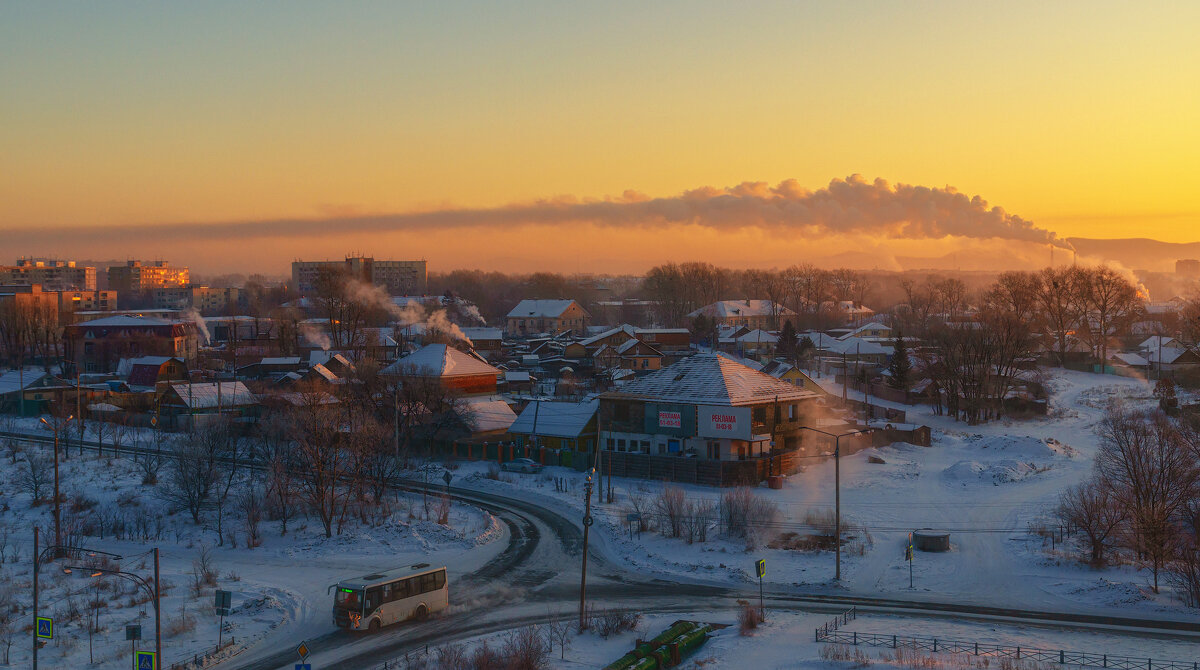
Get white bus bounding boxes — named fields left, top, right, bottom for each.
left=330, top=563, right=448, bottom=632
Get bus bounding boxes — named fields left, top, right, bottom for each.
left=330, top=563, right=448, bottom=632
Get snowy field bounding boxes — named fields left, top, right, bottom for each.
left=395, top=606, right=1200, bottom=670
left=455, top=369, right=1196, bottom=616
left=0, top=440, right=505, bottom=669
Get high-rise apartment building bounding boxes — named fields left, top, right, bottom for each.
left=107, top=260, right=190, bottom=293
left=291, top=256, right=427, bottom=295
left=0, top=258, right=96, bottom=291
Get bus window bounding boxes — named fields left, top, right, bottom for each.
left=365, top=587, right=382, bottom=611
left=434, top=570, right=446, bottom=590
left=382, top=583, right=393, bottom=603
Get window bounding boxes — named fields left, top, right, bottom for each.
left=753, top=407, right=766, bottom=422
left=606, top=438, right=614, bottom=450
left=616, top=439, right=626, bottom=451
left=365, top=586, right=382, bottom=611
left=640, top=440, right=650, bottom=453
left=788, top=404, right=797, bottom=420
left=706, top=441, right=721, bottom=459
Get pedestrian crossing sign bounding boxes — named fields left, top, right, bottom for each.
left=35, top=617, right=52, bottom=639
left=135, top=650, right=157, bottom=670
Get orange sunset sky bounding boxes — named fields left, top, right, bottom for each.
left=2, top=2, right=1198, bottom=274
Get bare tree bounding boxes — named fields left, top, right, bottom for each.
left=16, top=452, right=52, bottom=503
left=1035, top=266, right=1089, bottom=367
left=1096, top=407, right=1200, bottom=591
left=160, top=423, right=226, bottom=524
left=1057, top=478, right=1126, bottom=566
left=544, top=612, right=574, bottom=661
left=288, top=389, right=364, bottom=538
left=1080, top=266, right=1143, bottom=366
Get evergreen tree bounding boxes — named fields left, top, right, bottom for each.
left=887, top=330, right=912, bottom=390
left=778, top=320, right=798, bottom=356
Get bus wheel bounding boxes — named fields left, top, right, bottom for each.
left=368, top=618, right=381, bottom=634
left=415, top=604, right=429, bottom=621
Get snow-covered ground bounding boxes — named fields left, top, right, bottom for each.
left=0, top=442, right=506, bottom=669
left=396, top=606, right=1200, bottom=670
left=454, top=369, right=1194, bottom=617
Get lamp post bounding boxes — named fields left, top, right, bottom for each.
left=64, top=548, right=161, bottom=669
left=797, top=426, right=873, bottom=582
left=39, top=415, right=72, bottom=556
left=578, top=468, right=595, bottom=631
left=31, top=531, right=123, bottom=670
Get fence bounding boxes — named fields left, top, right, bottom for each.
left=815, top=607, right=857, bottom=640
left=815, top=626, right=1198, bottom=670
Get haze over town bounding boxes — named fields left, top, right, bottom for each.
left=2, top=3, right=1200, bottom=670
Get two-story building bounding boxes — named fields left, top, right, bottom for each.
left=598, top=352, right=819, bottom=461
left=505, top=300, right=589, bottom=336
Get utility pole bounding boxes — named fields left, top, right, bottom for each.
left=32, top=526, right=38, bottom=670
left=798, top=426, right=871, bottom=582
left=40, top=415, right=72, bottom=556
left=579, top=468, right=595, bottom=631
left=154, top=547, right=162, bottom=667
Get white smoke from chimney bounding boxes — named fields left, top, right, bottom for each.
left=299, top=321, right=332, bottom=351
left=182, top=307, right=211, bottom=345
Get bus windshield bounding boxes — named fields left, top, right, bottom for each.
left=334, top=588, right=362, bottom=610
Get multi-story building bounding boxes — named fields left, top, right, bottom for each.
left=505, top=299, right=589, bottom=336
left=107, top=260, right=190, bottom=297
left=1176, top=259, right=1200, bottom=279
left=62, top=315, right=198, bottom=374
left=598, top=352, right=819, bottom=461
left=0, top=258, right=96, bottom=291
left=152, top=285, right=240, bottom=314
left=687, top=300, right=797, bottom=330
left=291, top=256, right=427, bottom=295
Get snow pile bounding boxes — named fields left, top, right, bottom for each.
left=942, top=459, right=1041, bottom=484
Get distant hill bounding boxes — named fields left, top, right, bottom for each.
left=1066, top=238, right=1200, bottom=273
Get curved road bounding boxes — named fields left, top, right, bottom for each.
left=4, top=431, right=1197, bottom=669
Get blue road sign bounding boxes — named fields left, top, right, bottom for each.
left=135, top=650, right=157, bottom=670
left=35, top=617, right=52, bottom=639
left=295, top=665, right=312, bottom=670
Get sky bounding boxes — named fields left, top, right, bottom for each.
left=2, top=2, right=1198, bottom=274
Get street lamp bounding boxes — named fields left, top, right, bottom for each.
left=64, top=548, right=161, bottom=669
left=39, top=414, right=73, bottom=556
left=797, top=426, right=873, bottom=582
left=31, top=527, right=122, bottom=670
left=579, top=468, right=595, bottom=631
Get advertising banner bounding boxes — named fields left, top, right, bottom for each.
left=697, top=406, right=751, bottom=440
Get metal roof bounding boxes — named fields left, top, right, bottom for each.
left=605, top=353, right=817, bottom=406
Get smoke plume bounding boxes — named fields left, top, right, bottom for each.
left=8, top=175, right=1071, bottom=250
left=182, top=307, right=211, bottom=345
left=299, top=322, right=332, bottom=351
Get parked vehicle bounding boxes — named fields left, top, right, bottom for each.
left=501, top=457, right=543, bottom=474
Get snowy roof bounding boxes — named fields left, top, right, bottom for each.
left=609, top=353, right=817, bottom=406
left=579, top=324, right=637, bottom=346
left=1139, top=336, right=1179, bottom=350
left=77, top=315, right=175, bottom=327
left=737, top=329, right=779, bottom=344
left=1146, top=347, right=1199, bottom=365
left=507, top=299, right=579, bottom=319
left=509, top=399, right=598, bottom=438
left=459, top=397, right=517, bottom=433
left=841, top=322, right=891, bottom=339
left=1110, top=352, right=1149, bottom=367
left=504, top=371, right=532, bottom=382
left=308, top=350, right=350, bottom=367
left=257, top=357, right=302, bottom=366
left=460, top=327, right=503, bottom=341
left=0, top=368, right=54, bottom=394
left=381, top=343, right=500, bottom=378
left=309, top=364, right=340, bottom=382
left=821, top=337, right=889, bottom=356
left=168, top=381, right=257, bottom=409
left=687, top=300, right=796, bottom=319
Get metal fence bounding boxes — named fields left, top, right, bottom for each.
left=814, top=607, right=857, bottom=640
left=815, top=627, right=1198, bottom=670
